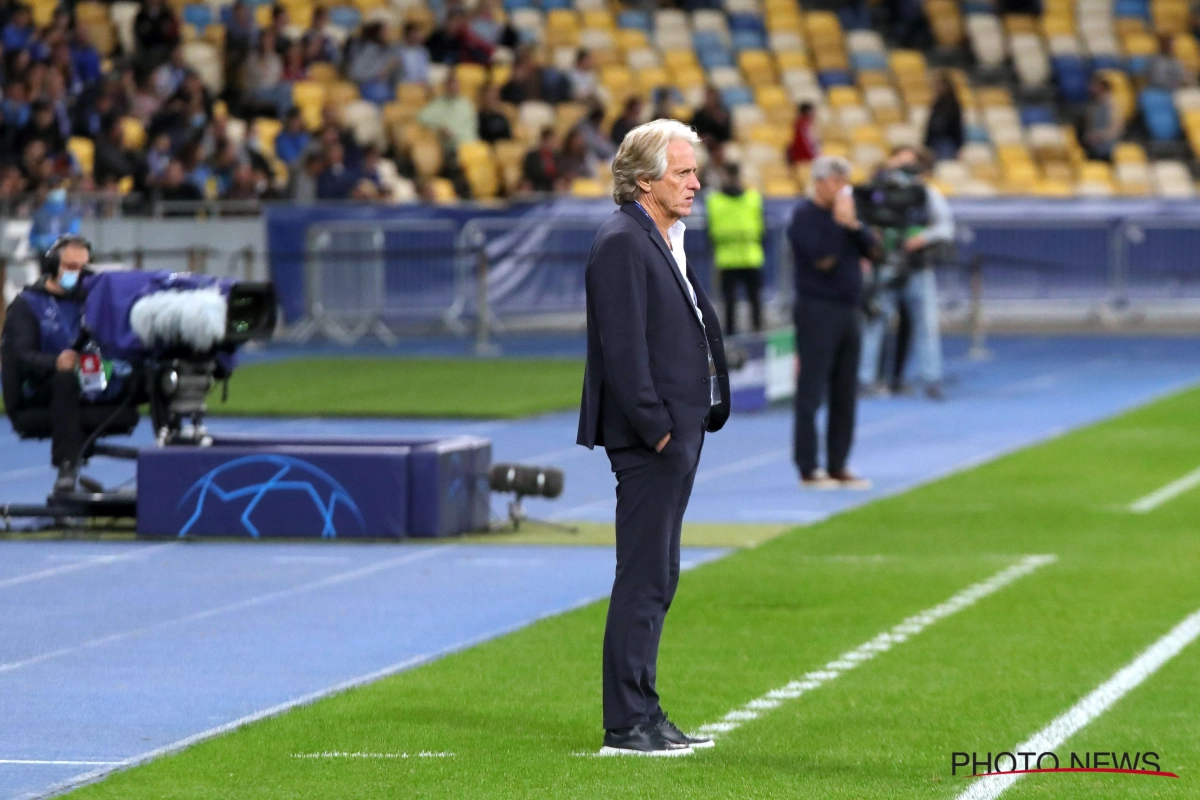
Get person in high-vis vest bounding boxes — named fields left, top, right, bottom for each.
left=705, top=164, right=765, bottom=334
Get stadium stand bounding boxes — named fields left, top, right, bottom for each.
left=0, top=0, right=1199, bottom=209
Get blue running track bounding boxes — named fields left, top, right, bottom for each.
left=0, top=335, right=1198, bottom=799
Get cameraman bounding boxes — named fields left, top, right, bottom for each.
left=858, top=146, right=953, bottom=400
left=1, top=235, right=137, bottom=494
left=788, top=155, right=879, bottom=489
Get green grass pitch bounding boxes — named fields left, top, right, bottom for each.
left=67, top=387, right=1200, bottom=799
left=207, top=358, right=584, bottom=418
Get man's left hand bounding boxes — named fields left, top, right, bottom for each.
left=904, top=233, right=927, bottom=252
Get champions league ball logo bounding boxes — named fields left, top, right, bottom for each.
left=177, top=455, right=366, bottom=538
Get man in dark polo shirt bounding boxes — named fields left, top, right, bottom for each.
left=787, top=155, right=878, bottom=489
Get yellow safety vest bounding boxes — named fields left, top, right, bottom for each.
left=705, top=188, right=765, bottom=269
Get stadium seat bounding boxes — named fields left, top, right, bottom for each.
left=68, top=137, right=95, bottom=176
left=1141, top=89, right=1182, bottom=140
left=120, top=116, right=146, bottom=150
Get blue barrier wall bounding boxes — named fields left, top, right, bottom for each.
left=267, top=198, right=1200, bottom=327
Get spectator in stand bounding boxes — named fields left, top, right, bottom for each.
left=500, top=47, right=567, bottom=104
left=152, top=45, right=187, bottom=100
left=268, top=4, right=292, bottom=54
left=243, top=30, right=288, bottom=116
left=923, top=74, right=963, bottom=161
left=73, top=80, right=118, bottom=138
left=417, top=72, right=478, bottom=147
left=346, top=22, right=398, bottom=104
left=301, top=6, right=339, bottom=64
left=609, top=96, right=642, bottom=146
left=70, top=28, right=102, bottom=88
left=521, top=127, right=560, bottom=193
left=94, top=116, right=138, bottom=184
left=2, top=80, right=30, bottom=130
left=1084, top=75, right=1122, bottom=160
left=650, top=86, right=678, bottom=121
left=128, top=71, right=161, bottom=125
left=48, top=39, right=81, bottom=97
left=1147, top=34, right=1190, bottom=90
left=788, top=101, right=819, bottom=163
left=316, top=141, right=359, bottom=199
left=470, top=0, right=519, bottom=49
left=19, top=139, right=54, bottom=185
left=155, top=158, right=204, bottom=210
left=281, top=40, right=306, bottom=81
left=223, top=0, right=256, bottom=97
left=42, top=69, right=71, bottom=142
left=290, top=150, right=323, bottom=201
left=2, top=4, right=33, bottom=53
left=398, top=22, right=430, bottom=83
left=15, top=100, right=65, bottom=155
left=222, top=162, right=266, bottom=200
left=569, top=50, right=597, bottom=101
left=133, top=0, right=181, bottom=69
left=29, top=176, right=80, bottom=251
left=558, top=126, right=595, bottom=182
left=577, top=102, right=615, bottom=163
left=274, top=107, right=310, bottom=165
left=145, top=131, right=172, bottom=180
left=690, top=86, right=732, bottom=148
left=477, top=85, right=511, bottom=143
left=425, top=11, right=494, bottom=66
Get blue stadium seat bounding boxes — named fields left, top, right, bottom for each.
left=693, top=30, right=727, bottom=50
left=818, top=69, right=854, bottom=88
left=962, top=0, right=995, bottom=11
left=965, top=123, right=991, bottom=142
left=721, top=86, right=755, bottom=106
left=851, top=52, right=888, bottom=71
left=182, top=4, right=212, bottom=28
left=1127, top=55, right=1150, bottom=77
left=503, top=0, right=533, bottom=10
left=1140, top=88, right=1181, bottom=140
left=328, top=6, right=361, bottom=28
left=1114, top=0, right=1149, bottom=18
left=728, top=14, right=765, bottom=34
left=1051, top=56, right=1090, bottom=104
left=1019, top=105, right=1056, bottom=126
left=731, top=30, right=766, bottom=51
left=618, top=10, right=651, bottom=31
left=698, top=47, right=735, bottom=69
left=540, top=0, right=572, bottom=10
left=1089, top=54, right=1124, bottom=72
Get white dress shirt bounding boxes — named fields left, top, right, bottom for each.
left=639, top=203, right=704, bottom=325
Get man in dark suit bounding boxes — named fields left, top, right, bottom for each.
left=577, top=119, right=731, bottom=756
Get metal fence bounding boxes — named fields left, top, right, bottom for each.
left=281, top=215, right=796, bottom=349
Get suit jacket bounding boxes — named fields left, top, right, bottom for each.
left=577, top=202, right=731, bottom=451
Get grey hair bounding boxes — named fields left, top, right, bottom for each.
left=611, top=119, right=701, bottom=204
left=810, top=155, right=852, bottom=182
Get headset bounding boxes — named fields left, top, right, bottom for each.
left=41, top=234, right=93, bottom=277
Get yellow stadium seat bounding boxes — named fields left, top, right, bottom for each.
left=465, top=161, right=499, bottom=200
left=857, top=70, right=891, bottom=89
left=293, top=80, right=326, bottom=108
left=253, top=117, right=283, bottom=157
left=614, top=28, right=648, bottom=51
left=1113, top=142, right=1147, bottom=164
left=327, top=81, right=360, bottom=107
left=1079, top=160, right=1114, bottom=184
left=428, top=177, right=459, bottom=204
left=457, top=140, right=492, bottom=168
left=828, top=86, right=862, bottom=107
left=762, top=175, right=800, bottom=198
left=570, top=177, right=607, bottom=198
left=889, top=50, right=927, bottom=78
left=455, top=63, right=489, bottom=97
left=396, top=82, right=429, bottom=107
left=663, top=50, right=698, bottom=70
left=1173, top=33, right=1200, bottom=72
left=582, top=10, right=614, bottom=30
left=412, top=141, right=444, bottom=179
left=600, top=65, right=634, bottom=98
left=117, top=175, right=136, bottom=195
left=738, top=50, right=774, bottom=75
left=675, top=66, right=706, bottom=89
left=755, top=85, right=789, bottom=110
left=68, top=137, right=94, bottom=175
left=774, top=51, right=811, bottom=72
left=852, top=124, right=884, bottom=145
left=74, top=1, right=107, bottom=23
left=1122, top=30, right=1159, bottom=56
left=976, top=87, right=1013, bottom=107
left=308, top=62, right=339, bottom=84
left=636, top=67, right=668, bottom=94
left=119, top=116, right=146, bottom=150
left=1034, top=179, right=1074, bottom=197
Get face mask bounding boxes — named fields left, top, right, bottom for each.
left=48, top=188, right=66, bottom=204
left=59, top=269, right=80, bottom=290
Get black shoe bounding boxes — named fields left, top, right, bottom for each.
left=656, top=716, right=714, bottom=749
left=53, top=464, right=78, bottom=496
left=599, top=722, right=692, bottom=756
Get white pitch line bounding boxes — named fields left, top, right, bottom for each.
left=955, top=604, right=1200, bottom=800
left=693, top=555, right=1058, bottom=740
left=0, top=543, right=175, bottom=591
left=0, top=760, right=124, bottom=766
left=290, top=751, right=454, bottom=759
left=1129, top=465, right=1200, bottom=513
left=0, top=546, right=452, bottom=675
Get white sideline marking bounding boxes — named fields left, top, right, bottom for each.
left=1128, top=465, right=1200, bottom=512
left=19, top=587, right=613, bottom=800
left=0, top=546, right=452, bottom=675
left=0, top=760, right=124, bottom=766
left=692, top=555, right=1058, bottom=740
left=291, top=751, right=454, bottom=759
left=954, top=604, right=1200, bottom=800
left=0, top=544, right=175, bottom=591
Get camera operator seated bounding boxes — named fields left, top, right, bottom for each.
left=1, top=235, right=139, bottom=496
left=858, top=146, right=954, bottom=400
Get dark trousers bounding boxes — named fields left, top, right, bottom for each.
left=719, top=268, right=762, bottom=335
left=9, top=371, right=136, bottom=467
left=602, top=428, right=703, bottom=730
left=793, top=296, right=861, bottom=476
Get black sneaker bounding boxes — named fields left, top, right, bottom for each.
left=53, top=464, right=78, bottom=496
left=599, top=722, right=692, bottom=756
left=657, top=716, right=714, bottom=749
